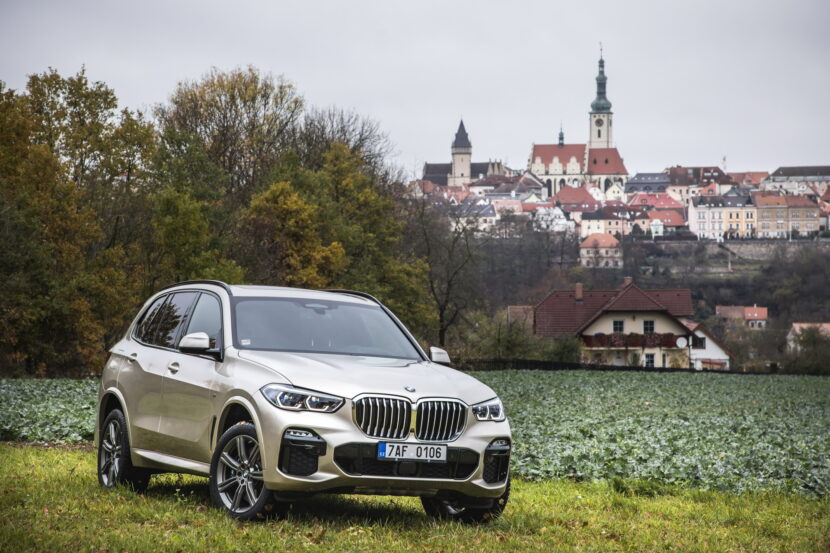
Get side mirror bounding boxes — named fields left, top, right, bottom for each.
left=430, top=346, right=451, bottom=365
left=179, top=332, right=210, bottom=353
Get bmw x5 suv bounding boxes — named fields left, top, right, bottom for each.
left=96, top=281, right=511, bottom=522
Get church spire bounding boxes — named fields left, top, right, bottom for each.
left=452, top=119, right=472, bottom=150
left=590, top=52, right=612, bottom=114
left=558, top=122, right=564, bottom=147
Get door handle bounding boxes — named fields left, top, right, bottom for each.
left=167, top=362, right=180, bottom=373
left=127, top=353, right=138, bottom=364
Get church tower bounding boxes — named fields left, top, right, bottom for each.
left=449, top=120, right=472, bottom=187
left=588, top=55, right=614, bottom=149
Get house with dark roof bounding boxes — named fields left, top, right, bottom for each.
left=422, top=121, right=510, bottom=187
left=762, top=166, right=830, bottom=197
left=625, top=173, right=670, bottom=195
left=534, top=278, right=694, bottom=367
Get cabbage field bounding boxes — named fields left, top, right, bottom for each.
left=1, top=372, right=828, bottom=495
left=475, top=371, right=830, bottom=496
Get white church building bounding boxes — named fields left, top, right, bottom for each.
left=528, top=56, right=629, bottom=200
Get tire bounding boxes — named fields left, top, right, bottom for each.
left=209, top=423, right=276, bottom=520
left=97, top=409, right=151, bottom=492
left=421, top=478, right=510, bottom=524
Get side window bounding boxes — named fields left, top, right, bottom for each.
left=185, top=293, right=223, bottom=349
left=153, top=292, right=198, bottom=348
left=135, top=295, right=167, bottom=343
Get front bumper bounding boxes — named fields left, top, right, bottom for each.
left=253, top=394, right=511, bottom=498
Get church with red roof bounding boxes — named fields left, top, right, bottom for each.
left=528, top=55, right=629, bottom=201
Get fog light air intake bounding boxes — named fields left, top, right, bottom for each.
left=279, top=428, right=327, bottom=477
left=482, top=438, right=510, bottom=483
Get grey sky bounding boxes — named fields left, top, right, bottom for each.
left=2, top=0, right=829, bottom=178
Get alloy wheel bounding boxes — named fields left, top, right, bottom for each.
left=215, top=434, right=265, bottom=513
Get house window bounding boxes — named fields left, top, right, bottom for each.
left=645, top=354, right=655, bottom=368
left=693, top=336, right=706, bottom=349
left=613, top=320, right=624, bottom=333
left=644, top=320, right=655, bottom=333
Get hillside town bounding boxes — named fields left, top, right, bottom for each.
left=409, top=56, right=830, bottom=250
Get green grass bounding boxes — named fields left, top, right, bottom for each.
left=0, top=444, right=827, bottom=553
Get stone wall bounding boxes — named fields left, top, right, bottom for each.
left=651, top=239, right=830, bottom=262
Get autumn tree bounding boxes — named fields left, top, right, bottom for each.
left=157, top=66, right=303, bottom=210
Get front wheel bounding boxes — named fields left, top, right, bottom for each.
left=421, top=479, right=510, bottom=524
left=97, top=409, right=151, bottom=492
left=209, top=423, right=276, bottom=520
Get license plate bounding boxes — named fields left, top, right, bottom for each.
left=378, top=442, right=447, bottom=463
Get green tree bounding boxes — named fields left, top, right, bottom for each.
left=238, top=181, right=345, bottom=288
left=0, top=85, right=112, bottom=375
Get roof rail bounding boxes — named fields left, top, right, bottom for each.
left=160, top=280, right=234, bottom=296
left=321, top=289, right=382, bottom=305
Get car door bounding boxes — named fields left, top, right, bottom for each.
left=118, top=294, right=171, bottom=452
left=159, top=291, right=223, bottom=463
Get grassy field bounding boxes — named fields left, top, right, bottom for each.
left=0, top=443, right=828, bottom=553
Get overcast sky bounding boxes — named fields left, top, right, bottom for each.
left=2, top=0, right=829, bottom=178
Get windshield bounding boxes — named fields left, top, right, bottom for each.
left=232, top=297, right=421, bottom=359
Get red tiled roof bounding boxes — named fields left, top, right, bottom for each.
left=580, top=233, right=620, bottom=248
left=531, top=144, right=586, bottom=172
left=628, top=193, right=683, bottom=209
left=648, top=209, right=686, bottom=227
left=728, top=171, right=769, bottom=186
left=783, top=195, right=818, bottom=208
left=535, top=282, right=693, bottom=337
left=586, top=148, right=628, bottom=175
left=716, top=305, right=767, bottom=320
left=552, top=186, right=601, bottom=209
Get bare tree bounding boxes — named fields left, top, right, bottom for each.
left=404, top=198, right=484, bottom=347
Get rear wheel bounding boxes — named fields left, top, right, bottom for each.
left=421, top=479, right=510, bottom=524
left=209, top=423, right=277, bottom=520
left=97, top=409, right=151, bottom=492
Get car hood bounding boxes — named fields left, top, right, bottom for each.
left=236, top=350, right=495, bottom=404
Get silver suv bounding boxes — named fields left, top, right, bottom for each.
left=96, top=281, right=511, bottom=522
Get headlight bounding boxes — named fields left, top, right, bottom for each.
left=472, top=397, right=506, bottom=422
left=261, top=384, right=344, bottom=413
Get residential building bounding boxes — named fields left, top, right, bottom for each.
left=647, top=209, right=687, bottom=236
left=688, top=195, right=755, bottom=239
left=628, top=193, right=684, bottom=210
left=625, top=173, right=670, bottom=195
left=579, top=233, right=623, bottom=269
left=787, top=322, right=830, bottom=352
left=528, top=56, right=628, bottom=198
left=666, top=165, right=735, bottom=196
left=728, top=171, right=769, bottom=187
left=752, top=192, right=821, bottom=237
left=762, top=166, right=830, bottom=197
left=534, top=279, right=694, bottom=368
left=681, top=319, right=733, bottom=371
left=716, top=305, right=768, bottom=329
left=422, top=121, right=510, bottom=187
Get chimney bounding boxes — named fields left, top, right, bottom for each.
left=623, top=276, right=633, bottom=287
left=575, top=283, right=583, bottom=301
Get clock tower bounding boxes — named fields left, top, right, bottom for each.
left=588, top=55, right=613, bottom=149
